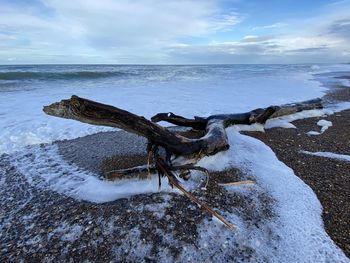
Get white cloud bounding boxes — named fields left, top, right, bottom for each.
left=252, top=22, right=287, bottom=31
left=166, top=0, right=350, bottom=64
left=0, top=0, right=350, bottom=63
left=165, top=31, right=348, bottom=64
left=241, top=35, right=274, bottom=43
left=0, top=0, right=242, bottom=63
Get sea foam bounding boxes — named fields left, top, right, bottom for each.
left=0, top=64, right=335, bottom=154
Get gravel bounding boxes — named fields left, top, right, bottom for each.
left=1, top=82, right=349, bottom=261
left=244, top=85, right=350, bottom=257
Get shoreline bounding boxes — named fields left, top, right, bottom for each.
left=1, top=80, right=350, bottom=261
left=243, top=83, right=350, bottom=257
left=244, top=109, right=350, bottom=257
left=57, top=81, right=350, bottom=257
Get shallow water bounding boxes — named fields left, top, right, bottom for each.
left=1, top=63, right=350, bottom=154
left=1, top=64, right=350, bottom=261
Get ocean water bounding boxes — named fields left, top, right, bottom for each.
left=1, top=64, right=350, bottom=261
left=1, top=64, right=350, bottom=154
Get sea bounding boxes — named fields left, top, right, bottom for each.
left=1, top=64, right=350, bottom=261
left=1, top=63, right=350, bottom=154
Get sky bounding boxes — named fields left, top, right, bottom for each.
left=0, top=0, right=350, bottom=64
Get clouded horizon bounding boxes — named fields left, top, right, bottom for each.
left=1, top=0, right=350, bottom=64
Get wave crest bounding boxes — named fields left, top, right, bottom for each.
left=0, top=71, right=135, bottom=81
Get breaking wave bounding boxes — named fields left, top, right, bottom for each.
left=0, top=70, right=136, bottom=81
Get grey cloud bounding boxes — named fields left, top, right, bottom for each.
left=240, top=35, right=274, bottom=43
left=166, top=46, right=345, bottom=64
left=0, top=0, right=242, bottom=63
left=164, top=34, right=347, bottom=64
left=286, top=46, right=329, bottom=53
left=327, top=18, right=350, bottom=39
left=1, top=0, right=349, bottom=64
left=165, top=39, right=283, bottom=64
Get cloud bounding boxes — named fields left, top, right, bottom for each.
left=286, top=47, right=329, bottom=53
left=0, top=0, right=242, bottom=63
left=209, top=12, right=243, bottom=31
left=241, top=35, right=274, bottom=43
left=165, top=0, right=350, bottom=64
left=252, top=22, right=287, bottom=31
left=0, top=0, right=350, bottom=63
left=165, top=38, right=282, bottom=64
left=327, top=18, right=350, bottom=39
left=165, top=32, right=346, bottom=64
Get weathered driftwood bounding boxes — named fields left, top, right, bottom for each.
left=105, top=164, right=209, bottom=181
left=43, top=95, right=322, bottom=158
left=43, top=95, right=323, bottom=229
left=218, top=180, right=256, bottom=186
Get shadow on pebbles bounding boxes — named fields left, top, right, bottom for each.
left=0, top=130, right=276, bottom=262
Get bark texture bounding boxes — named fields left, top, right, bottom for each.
left=43, top=95, right=322, bottom=157
left=43, top=95, right=323, bottom=230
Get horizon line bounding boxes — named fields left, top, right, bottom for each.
left=0, top=62, right=345, bottom=66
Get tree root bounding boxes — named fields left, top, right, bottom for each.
left=155, top=157, right=235, bottom=230
left=105, top=163, right=209, bottom=181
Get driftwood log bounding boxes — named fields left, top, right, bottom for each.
left=43, top=95, right=323, bottom=228
left=43, top=95, right=322, bottom=158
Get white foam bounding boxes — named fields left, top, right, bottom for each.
left=307, top=119, right=333, bottom=136
left=311, top=63, right=350, bottom=75
left=307, top=131, right=322, bottom=136
left=0, top=65, right=327, bottom=154
left=318, top=119, right=332, bottom=131
left=311, top=65, right=321, bottom=71
left=232, top=123, right=265, bottom=132
left=48, top=222, right=84, bottom=242
left=264, top=101, right=350, bottom=131
left=331, top=101, right=350, bottom=112
left=9, top=144, right=177, bottom=203
left=265, top=109, right=329, bottom=129
left=301, top=151, right=350, bottom=162
left=9, top=144, right=206, bottom=203
left=195, top=129, right=348, bottom=262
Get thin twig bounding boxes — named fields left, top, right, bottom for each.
left=218, top=180, right=255, bottom=186
left=171, top=164, right=209, bottom=174
left=105, top=164, right=209, bottom=181
left=156, top=157, right=235, bottom=230
left=147, top=149, right=153, bottom=176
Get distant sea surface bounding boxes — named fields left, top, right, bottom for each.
left=1, top=64, right=349, bottom=153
